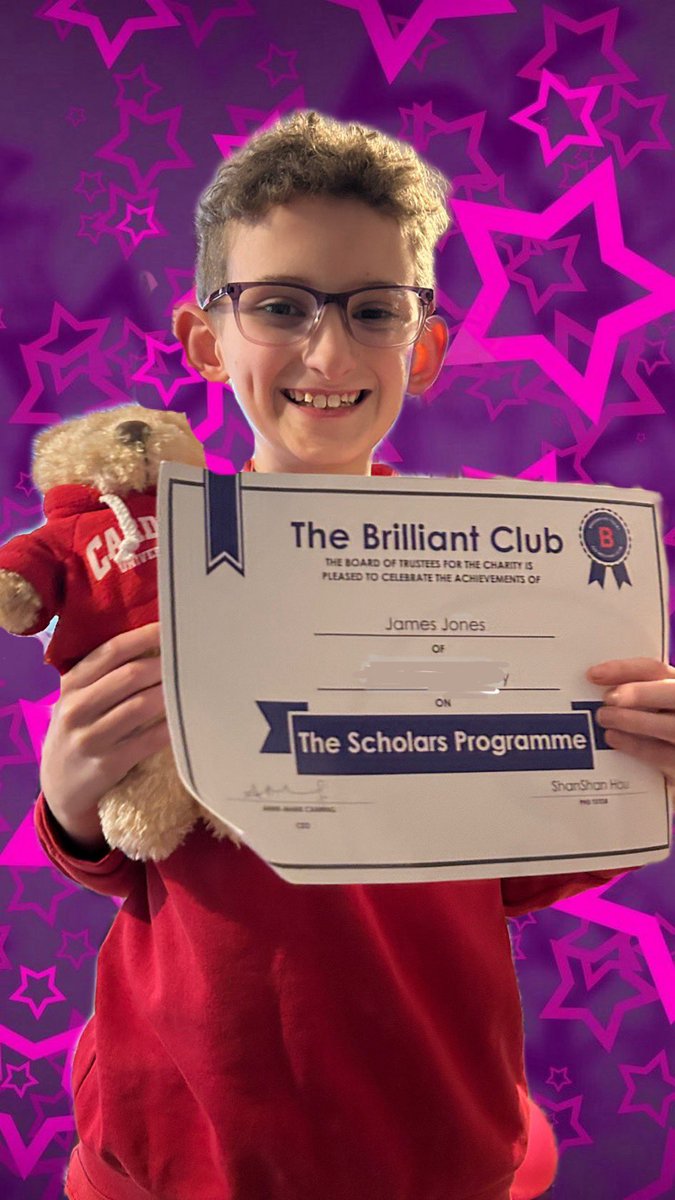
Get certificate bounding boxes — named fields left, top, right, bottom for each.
left=157, top=465, right=672, bottom=884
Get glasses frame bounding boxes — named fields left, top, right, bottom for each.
left=199, top=281, right=436, bottom=348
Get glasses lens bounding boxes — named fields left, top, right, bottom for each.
left=237, top=285, right=317, bottom=343
left=347, top=288, right=422, bottom=346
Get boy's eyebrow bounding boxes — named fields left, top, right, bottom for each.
left=254, top=274, right=403, bottom=289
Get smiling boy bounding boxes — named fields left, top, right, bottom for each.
left=36, top=111, right=674, bottom=1200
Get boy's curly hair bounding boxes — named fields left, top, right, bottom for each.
left=194, top=109, right=452, bottom=304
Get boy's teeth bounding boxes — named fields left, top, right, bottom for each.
left=287, top=389, right=362, bottom=408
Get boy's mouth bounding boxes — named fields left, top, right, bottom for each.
left=282, top=388, right=369, bottom=410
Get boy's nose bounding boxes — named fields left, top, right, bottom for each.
left=301, top=304, right=359, bottom=377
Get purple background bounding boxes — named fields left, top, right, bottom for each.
left=1, top=2, right=674, bottom=1197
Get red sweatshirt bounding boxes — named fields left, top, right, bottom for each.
left=34, top=795, right=634, bottom=1200
left=33, top=462, right=637, bottom=1199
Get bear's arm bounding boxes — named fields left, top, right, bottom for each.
left=0, top=526, right=67, bottom=633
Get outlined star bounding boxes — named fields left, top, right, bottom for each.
left=448, top=157, right=675, bottom=422
left=166, top=0, right=254, bottom=48
left=326, top=0, right=516, bottom=83
left=506, top=234, right=586, bottom=314
left=398, top=103, right=497, bottom=193
left=533, top=1094, right=592, bottom=1154
left=518, top=5, right=638, bottom=89
left=15, top=473, right=36, bottom=497
left=540, top=928, right=658, bottom=1050
left=619, top=1051, right=675, bottom=1127
left=386, top=14, right=447, bottom=71
left=42, top=0, right=181, bottom=69
left=212, top=90, right=306, bottom=158
left=73, top=170, right=106, bottom=203
left=66, top=106, right=86, bottom=127
left=596, top=87, right=671, bottom=169
left=132, top=337, right=202, bottom=405
left=256, top=43, right=299, bottom=87
left=93, top=183, right=162, bottom=259
left=637, top=336, right=671, bottom=376
left=546, top=1065, right=573, bottom=1092
left=105, top=318, right=171, bottom=390
left=113, top=63, right=162, bottom=112
left=555, top=878, right=675, bottom=1024
left=96, top=104, right=193, bottom=192
left=116, top=201, right=167, bottom=250
left=510, top=70, right=603, bottom=165
left=10, top=966, right=66, bottom=1020
left=12, top=302, right=125, bottom=424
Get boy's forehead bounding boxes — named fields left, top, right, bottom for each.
left=222, top=196, right=416, bottom=286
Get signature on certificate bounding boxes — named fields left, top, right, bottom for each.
left=240, top=780, right=330, bottom=803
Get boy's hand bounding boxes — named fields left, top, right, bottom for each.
left=40, top=622, right=172, bottom=820
left=587, top=658, right=675, bottom=784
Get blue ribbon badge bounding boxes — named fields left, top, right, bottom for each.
left=579, top=509, right=631, bottom=589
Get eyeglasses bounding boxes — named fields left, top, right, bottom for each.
left=199, top=281, right=435, bottom=348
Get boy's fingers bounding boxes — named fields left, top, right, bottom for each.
left=598, top=679, right=675, bottom=711
left=63, top=623, right=161, bottom=692
left=586, top=658, right=675, bottom=686
left=603, top=728, right=675, bottom=782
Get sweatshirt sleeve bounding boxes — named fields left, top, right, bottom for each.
left=0, top=527, right=66, bottom=633
left=34, top=792, right=144, bottom=898
left=500, top=865, right=642, bottom=917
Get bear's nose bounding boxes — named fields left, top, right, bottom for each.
left=116, top=420, right=152, bottom=446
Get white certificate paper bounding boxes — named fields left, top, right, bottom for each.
left=157, top=465, right=672, bottom=885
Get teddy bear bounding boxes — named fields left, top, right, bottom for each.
left=0, top=403, right=238, bottom=860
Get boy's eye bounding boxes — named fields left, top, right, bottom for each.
left=353, top=305, right=397, bottom=323
left=240, top=288, right=314, bottom=326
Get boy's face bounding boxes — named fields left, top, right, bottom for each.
left=177, top=195, right=448, bottom=474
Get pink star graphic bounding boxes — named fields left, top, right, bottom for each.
left=15, top=473, right=36, bottom=497
left=113, top=63, right=162, bottom=112
left=76, top=211, right=105, bottom=244
left=545, top=1066, right=572, bottom=1092
left=511, top=70, right=603, bottom=165
left=596, top=86, right=672, bottom=169
left=213, top=90, right=307, bottom=159
left=449, top=157, right=675, bottom=422
left=42, top=0, right=180, bottom=69
left=637, top=336, right=671, bottom=376
left=106, top=318, right=171, bottom=389
left=533, top=1094, right=592, bottom=1154
left=116, top=201, right=167, bottom=250
left=398, top=104, right=497, bottom=194
left=12, top=303, right=126, bottom=424
left=93, top=183, right=162, bottom=259
left=555, top=879, right=675, bottom=1024
left=132, top=337, right=202, bottom=405
left=518, top=5, right=638, bottom=89
left=10, top=966, right=66, bottom=1020
left=256, top=43, right=299, bottom=87
left=386, top=14, right=447, bottom=71
left=165, top=0, right=254, bottom=49
left=540, top=930, right=658, bottom=1050
left=506, top=234, right=585, bottom=315
left=327, top=0, right=516, bottom=82
left=96, top=104, right=192, bottom=193
left=73, top=170, right=106, bottom=203
left=619, top=1051, right=675, bottom=1127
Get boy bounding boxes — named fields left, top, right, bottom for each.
left=36, top=111, right=675, bottom=1200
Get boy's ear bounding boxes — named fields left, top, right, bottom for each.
left=406, top=315, right=449, bottom=395
left=173, top=304, right=229, bottom=383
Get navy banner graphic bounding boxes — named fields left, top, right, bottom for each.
left=257, top=705, right=601, bottom=775
left=205, top=470, right=245, bottom=575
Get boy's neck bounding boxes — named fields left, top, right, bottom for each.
left=248, top=454, right=374, bottom=476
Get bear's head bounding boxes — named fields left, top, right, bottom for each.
left=32, top=404, right=205, bottom=496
